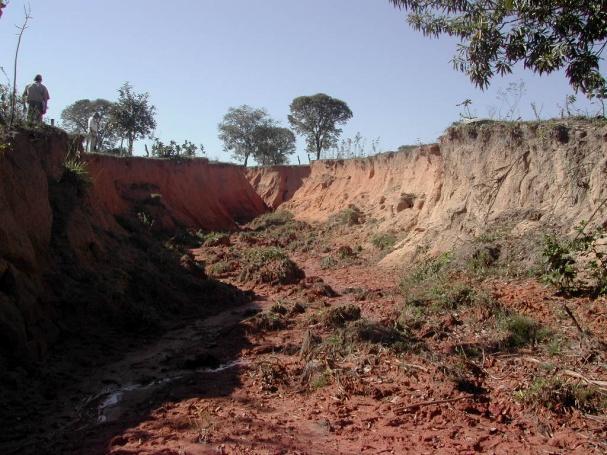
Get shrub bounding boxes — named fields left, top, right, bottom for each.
left=468, top=245, right=501, bottom=275
left=332, top=205, right=364, bottom=226
left=542, top=234, right=577, bottom=291
left=240, top=247, right=304, bottom=284
left=249, top=211, right=294, bottom=231
left=337, top=245, right=356, bottom=259
left=402, top=252, right=454, bottom=289
left=542, top=224, right=607, bottom=295
left=371, top=233, right=397, bottom=251
left=207, top=261, right=232, bottom=277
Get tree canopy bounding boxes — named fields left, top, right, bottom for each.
left=218, top=105, right=268, bottom=166
left=60, top=98, right=118, bottom=151
left=110, top=82, right=156, bottom=155
left=253, top=125, right=296, bottom=166
left=288, top=94, right=353, bottom=160
left=389, top=0, right=607, bottom=98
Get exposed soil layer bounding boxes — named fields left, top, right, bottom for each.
left=86, top=154, right=268, bottom=231
left=251, top=119, right=607, bottom=266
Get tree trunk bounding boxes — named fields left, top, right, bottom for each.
left=127, top=134, right=134, bottom=155
left=244, top=153, right=249, bottom=167
left=315, top=134, right=322, bottom=160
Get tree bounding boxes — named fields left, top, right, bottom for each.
left=288, top=93, right=353, bottom=160
left=150, top=138, right=204, bottom=159
left=254, top=126, right=296, bottom=166
left=9, top=4, right=31, bottom=127
left=389, top=1, right=607, bottom=98
left=61, top=99, right=118, bottom=150
left=218, top=105, right=271, bottom=166
left=110, top=82, right=156, bottom=155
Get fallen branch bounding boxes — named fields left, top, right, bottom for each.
left=562, top=369, right=607, bottom=389
left=562, top=303, right=586, bottom=336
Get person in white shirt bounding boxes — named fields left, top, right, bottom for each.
left=87, top=112, right=101, bottom=152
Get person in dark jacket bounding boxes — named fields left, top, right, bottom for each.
left=22, top=74, right=50, bottom=123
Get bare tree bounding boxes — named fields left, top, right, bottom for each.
left=9, top=4, right=32, bottom=127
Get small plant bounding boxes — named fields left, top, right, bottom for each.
left=546, top=336, right=566, bottom=356
left=371, top=233, right=397, bottom=251
left=202, top=231, right=230, bottom=247
left=398, top=303, right=426, bottom=331
left=322, top=304, right=361, bottom=328
left=499, top=313, right=550, bottom=348
left=515, top=378, right=606, bottom=414
left=337, top=245, right=355, bottom=259
left=320, top=255, right=338, bottom=269
left=246, top=311, right=287, bottom=333
left=62, top=159, right=92, bottom=193
left=456, top=98, right=475, bottom=119
left=270, top=301, right=288, bottom=315
left=137, top=210, right=155, bottom=230
left=310, top=369, right=332, bottom=390
left=346, top=319, right=410, bottom=351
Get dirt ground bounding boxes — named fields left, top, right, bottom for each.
left=4, top=213, right=607, bottom=454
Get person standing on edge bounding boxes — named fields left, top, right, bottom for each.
left=0, top=2, right=6, bottom=19
left=87, top=112, right=101, bottom=152
left=22, top=74, right=50, bottom=123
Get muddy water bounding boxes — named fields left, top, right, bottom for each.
left=95, top=360, right=246, bottom=424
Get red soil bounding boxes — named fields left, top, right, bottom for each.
left=68, top=232, right=604, bottom=455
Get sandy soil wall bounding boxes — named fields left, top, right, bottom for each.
left=266, top=120, right=607, bottom=266
left=246, top=165, right=311, bottom=209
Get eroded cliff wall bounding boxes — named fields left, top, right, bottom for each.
left=85, top=154, right=267, bottom=231
left=246, top=165, right=311, bottom=209
left=0, top=129, right=266, bottom=365
left=261, top=120, right=607, bottom=266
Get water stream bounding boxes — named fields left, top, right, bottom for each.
left=96, top=359, right=246, bottom=424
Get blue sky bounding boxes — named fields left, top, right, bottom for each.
left=0, top=0, right=603, bottom=163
